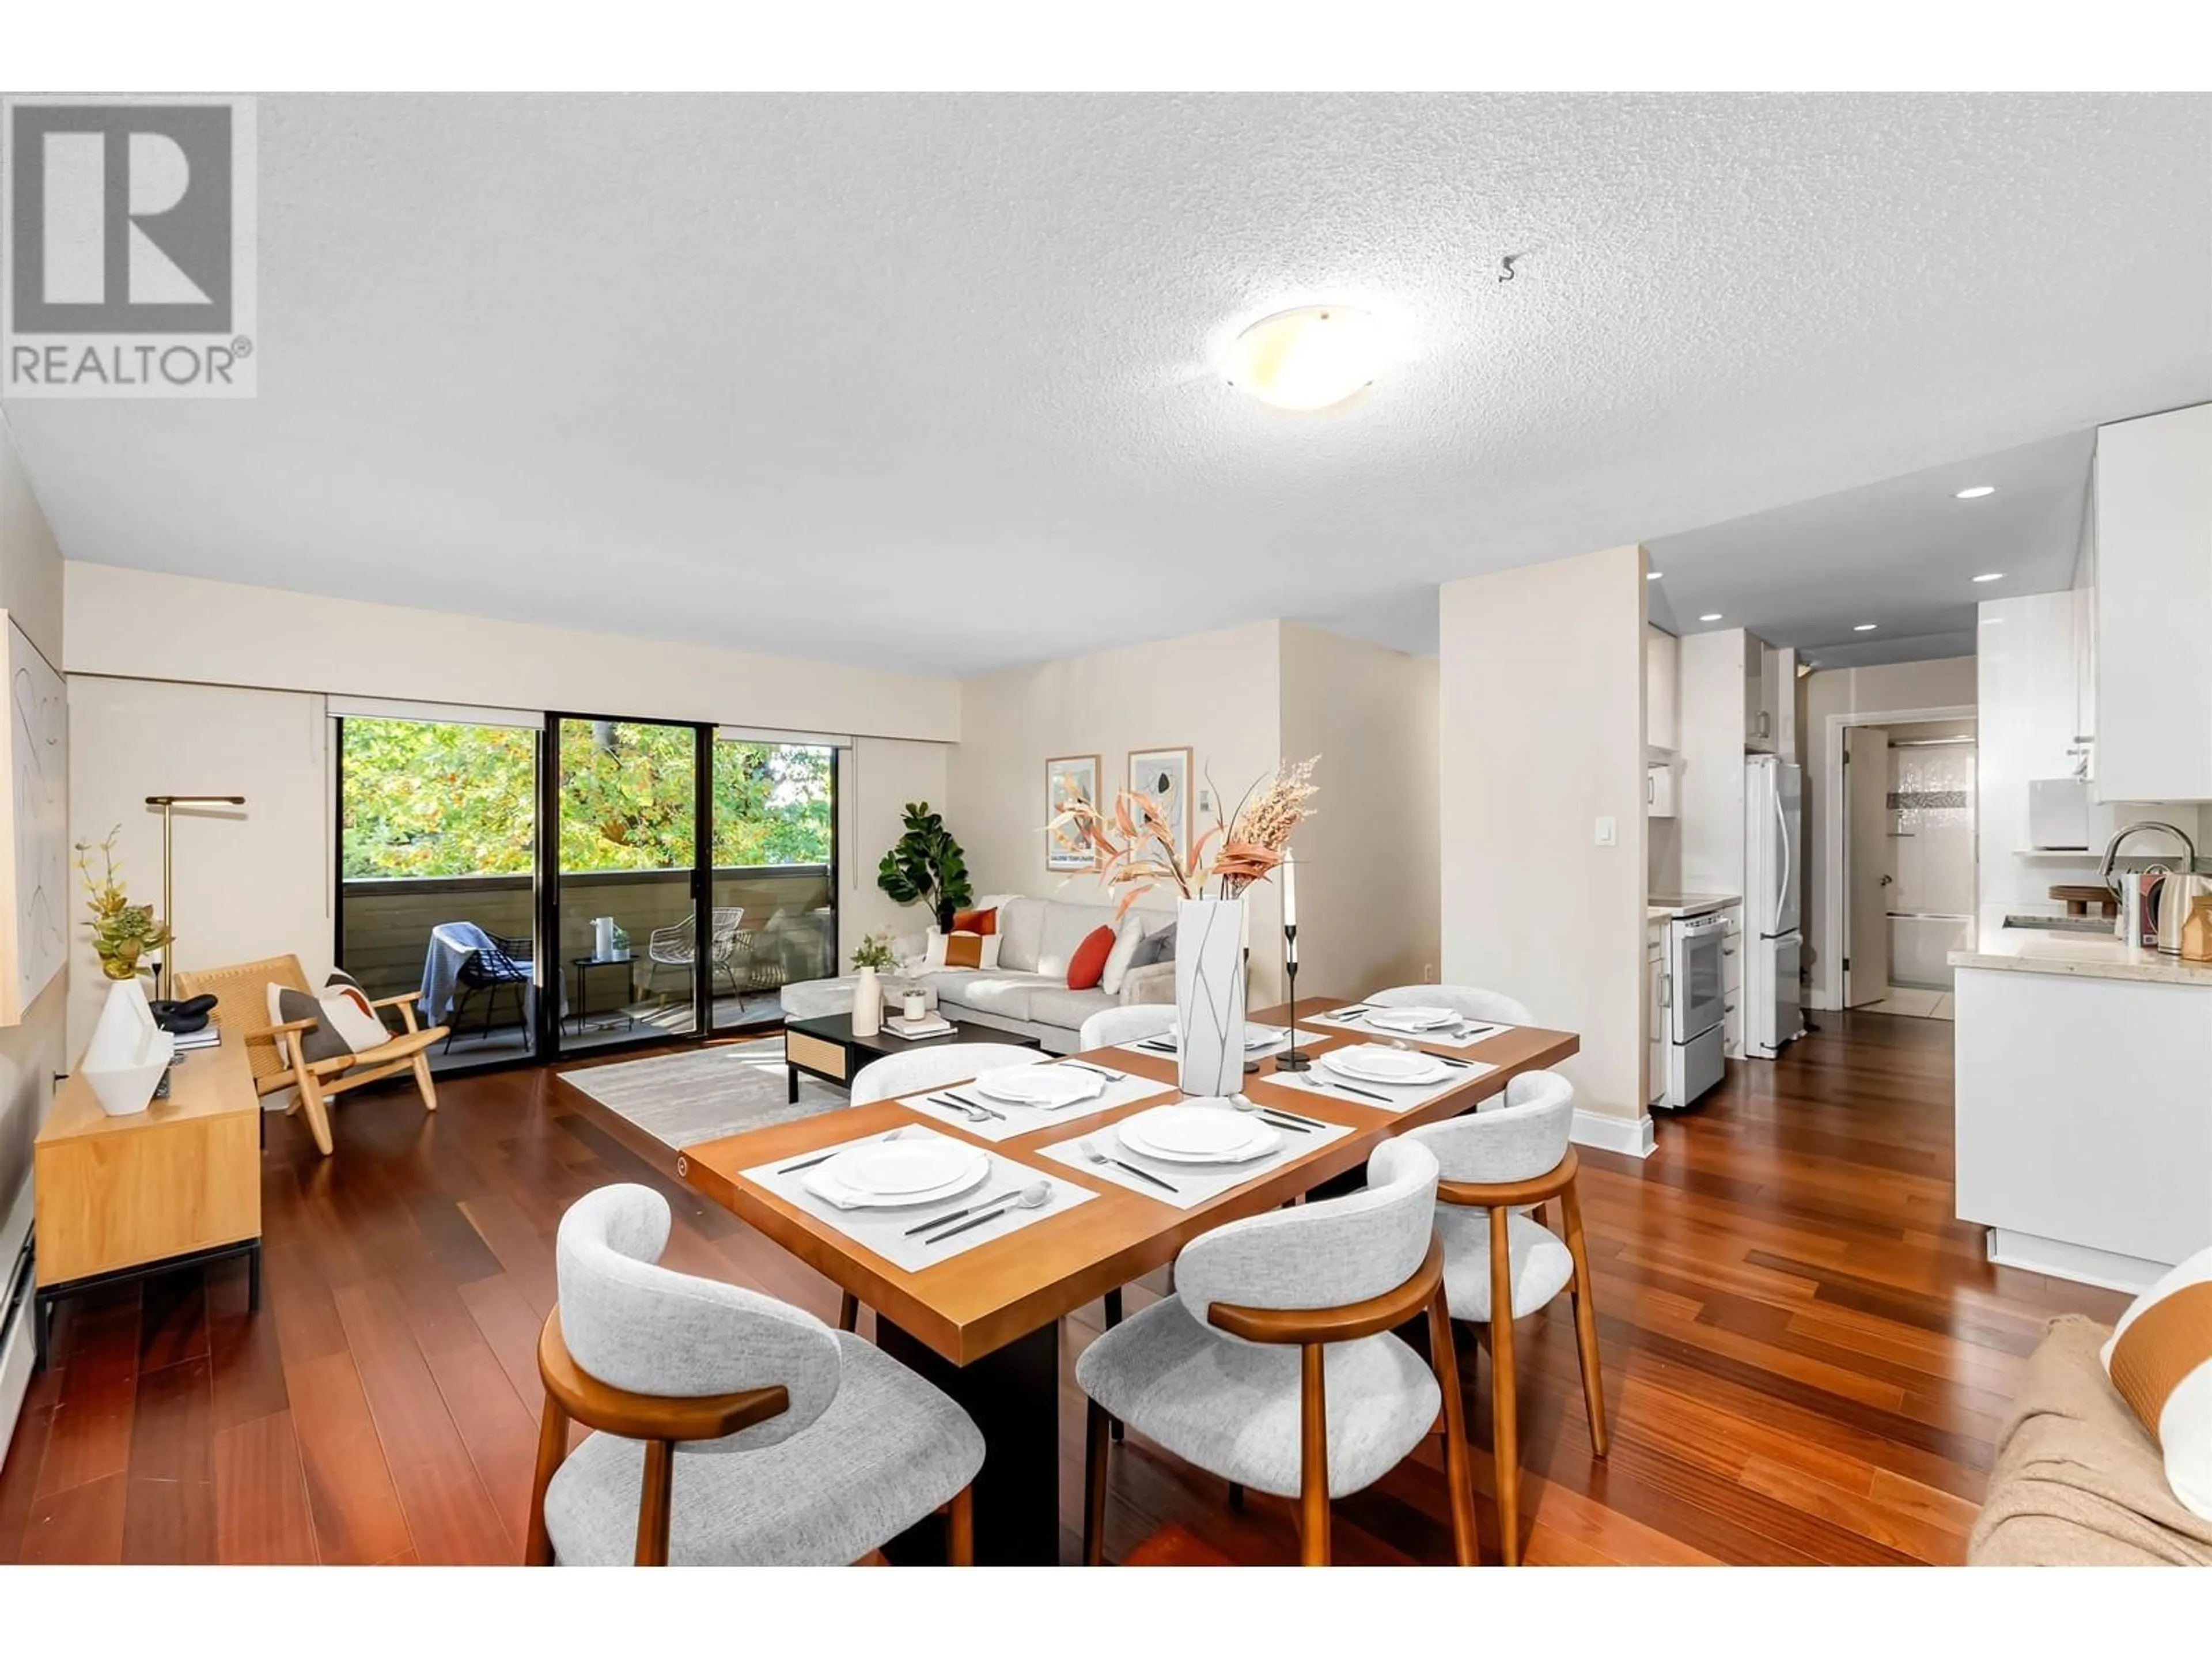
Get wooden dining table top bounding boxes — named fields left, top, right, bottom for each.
left=677, top=995, right=1580, bottom=1367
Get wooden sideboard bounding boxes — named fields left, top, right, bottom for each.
left=31, top=1027, right=262, bottom=1366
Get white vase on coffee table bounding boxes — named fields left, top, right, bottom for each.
left=1174, top=897, right=1245, bottom=1097
left=851, top=965, right=882, bottom=1036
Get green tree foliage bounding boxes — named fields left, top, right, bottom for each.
left=340, top=718, right=832, bottom=878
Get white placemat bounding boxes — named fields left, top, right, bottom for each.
left=1269, top=1054, right=1495, bottom=1115
left=900, top=1063, right=1171, bottom=1143
left=1305, top=1006, right=1515, bottom=1051
left=741, top=1124, right=1097, bottom=1270
left=1115, top=1022, right=1294, bottom=1066
left=1033, top=1105, right=1353, bottom=1210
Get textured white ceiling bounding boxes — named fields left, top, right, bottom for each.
left=1647, top=428, right=2096, bottom=671
left=7, top=92, right=2209, bottom=677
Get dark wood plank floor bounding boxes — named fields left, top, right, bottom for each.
left=0, top=1010, right=2124, bottom=1565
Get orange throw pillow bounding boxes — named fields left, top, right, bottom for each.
left=1067, top=925, right=1116, bottom=990
left=943, top=932, right=985, bottom=969
left=951, top=906, right=998, bottom=936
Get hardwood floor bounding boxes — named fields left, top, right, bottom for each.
left=0, top=1010, right=2124, bottom=1565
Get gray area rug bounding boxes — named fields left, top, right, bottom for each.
left=558, top=1036, right=846, bottom=1151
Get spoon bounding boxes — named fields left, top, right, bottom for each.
left=924, top=1181, right=1052, bottom=1243
left=1080, top=1137, right=1179, bottom=1193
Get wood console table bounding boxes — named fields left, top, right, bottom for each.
left=32, top=1029, right=262, bottom=1368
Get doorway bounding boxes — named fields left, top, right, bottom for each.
left=1843, top=718, right=1977, bottom=1018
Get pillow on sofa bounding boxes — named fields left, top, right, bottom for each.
left=1066, top=925, right=1116, bottom=991
left=1098, top=916, right=1147, bottom=994
left=2103, top=1243, right=2212, bottom=1521
left=925, top=929, right=1001, bottom=971
left=1128, top=920, right=1177, bottom=969
left=950, top=905, right=999, bottom=936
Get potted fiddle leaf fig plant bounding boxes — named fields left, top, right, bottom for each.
left=877, top=802, right=972, bottom=932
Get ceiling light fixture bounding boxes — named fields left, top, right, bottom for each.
left=1854, top=623, right=1878, bottom=632
left=1699, top=613, right=1722, bottom=623
left=1224, top=305, right=1381, bottom=411
left=1972, top=571, right=2005, bottom=583
left=1647, top=571, right=1663, bottom=581
left=1955, top=485, right=1997, bottom=499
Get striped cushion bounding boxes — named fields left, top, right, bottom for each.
left=2103, top=1244, right=2212, bottom=1521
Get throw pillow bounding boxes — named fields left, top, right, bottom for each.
left=1098, top=916, right=1146, bottom=994
left=1066, top=925, right=1116, bottom=991
left=1129, top=919, right=1177, bottom=969
left=925, top=930, right=1001, bottom=971
left=950, top=906, right=999, bottom=937
left=320, top=971, right=394, bottom=1051
left=266, top=980, right=377, bottom=1069
left=2103, top=1243, right=2212, bottom=1520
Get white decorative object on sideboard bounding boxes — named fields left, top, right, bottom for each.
left=0, top=614, right=68, bottom=1025
left=81, top=976, right=177, bottom=1117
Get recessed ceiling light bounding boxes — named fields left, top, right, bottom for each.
left=1224, top=305, right=1380, bottom=411
left=1972, top=571, right=2005, bottom=583
left=1646, top=570, right=1663, bottom=581
left=1699, top=613, right=1722, bottom=623
left=1854, top=623, right=1878, bottom=632
left=1955, top=485, right=1997, bottom=499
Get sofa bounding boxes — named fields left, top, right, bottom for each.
left=781, top=896, right=1177, bottom=1054
left=1968, top=1314, right=2212, bottom=1565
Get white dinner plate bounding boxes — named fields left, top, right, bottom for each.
left=1319, top=1045, right=1451, bottom=1086
left=1363, top=1006, right=1458, bottom=1033
left=972, top=1065, right=1105, bottom=1109
left=1167, top=1022, right=1289, bottom=1051
left=820, top=1139, right=989, bottom=1204
left=1115, top=1104, right=1278, bottom=1165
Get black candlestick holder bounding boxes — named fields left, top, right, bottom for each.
left=1278, top=923, right=1313, bottom=1070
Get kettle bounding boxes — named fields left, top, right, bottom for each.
left=2157, top=872, right=2212, bottom=957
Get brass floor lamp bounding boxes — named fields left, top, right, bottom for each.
left=146, top=794, right=247, bottom=1001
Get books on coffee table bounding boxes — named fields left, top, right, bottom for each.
left=885, top=1013, right=954, bottom=1039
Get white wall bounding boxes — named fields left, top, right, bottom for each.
left=1278, top=623, right=1440, bottom=999
left=1677, top=628, right=1748, bottom=898
left=65, top=563, right=961, bottom=743
left=949, top=620, right=1287, bottom=1002
left=1802, top=656, right=1976, bottom=1008
left=0, top=416, right=69, bottom=1208
left=1440, top=546, right=1649, bottom=1139
left=839, top=737, right=952, bottom=960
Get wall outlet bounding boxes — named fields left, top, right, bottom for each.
left=1197, top=786, right=1214, bottom=813
left=1422, top=963, right=1438, bottom=983
left=1594, top=815, right=1618, bottom=847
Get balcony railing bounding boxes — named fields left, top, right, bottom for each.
left=337, top=864, right=836, bottom=1006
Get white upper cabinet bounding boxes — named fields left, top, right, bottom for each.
left=2094, top=403, right=2212, bottom=802
left=1744, top=634, right=1783, bottom=753
left=1646, top=624, right=1680, bottom=751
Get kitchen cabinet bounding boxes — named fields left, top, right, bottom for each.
left=1646, top=757, right=1679, bottom=819
left=1646, top=923, right=1666, bottom=1107
left=2093, top=402, right=2212, bottom=802
left=1646, top=624, right=1680, bottom=751
left=1743, top=635, right=1791, bottom=754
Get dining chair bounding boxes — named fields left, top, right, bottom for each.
left=1403, top=1070, right=1607, bottom=1565
left=526, top=1184, right=984, bottom=1566
left=1074, top=1138, right=1478, bottom=1567
left=1366, top=983, right=1535, bottom=1029
left=1077, top=1003, right=1175, bottom=1050
left=838, top=1041, right=1051, bottom=1334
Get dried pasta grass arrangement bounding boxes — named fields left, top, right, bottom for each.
left=1047, top=756, right=1319, bottom=918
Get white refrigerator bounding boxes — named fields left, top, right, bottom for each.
left=1743, top=754, right=1805, bottom=1059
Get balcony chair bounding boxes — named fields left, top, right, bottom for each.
left=1403, top=1070, right=1609, bottom=1566
left=1074, top=1138, right=1478, bottom=1567
left=644, top=907, right=746, bottom=1003
left=444, top=930, right=535, bottom=1052
left=173, top=954, right=448, bottom=1158
left=526, top=1184, right=983, bottom=1566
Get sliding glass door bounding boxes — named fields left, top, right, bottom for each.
left=710, top=734, right=838, bottom=1033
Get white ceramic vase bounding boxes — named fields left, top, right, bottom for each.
left=1173, top=896, right=1246, bottom=1097
left=84, top=976, right=175, bottom=1117
left=851, top=964, right=882, bottom=1036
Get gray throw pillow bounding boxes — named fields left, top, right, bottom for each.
left=1129, top=921, right=1177, bottom=969
left=274, top=986, right=355, bottom=1064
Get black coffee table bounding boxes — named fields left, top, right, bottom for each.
left=783, top=1011, right=1039, bottom=1103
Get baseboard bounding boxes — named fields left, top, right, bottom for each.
left=1985, top=1227, right=2169, bottom=1296
left=1571, top=1108, right=1656, bottom=1159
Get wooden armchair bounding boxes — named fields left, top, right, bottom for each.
left=172, top=955, right=448, bottom=1157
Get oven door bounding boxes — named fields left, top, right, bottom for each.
left=1671, top=919, right=1727, bottom=1041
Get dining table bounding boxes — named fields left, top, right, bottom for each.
left=676, top=994, right=1581, bottom=1565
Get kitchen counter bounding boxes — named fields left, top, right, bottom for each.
left=1647, top=893, right=1741, bottom=922
left=1949, top=933, right=2212, bottom=987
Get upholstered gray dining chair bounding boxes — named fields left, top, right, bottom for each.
left=1403, top=1070, right=1608, bottom=1566
left=1366, top=982, right=1535, bottom=1028
left=1074, top=1138, right=1477, bottom=1567
left=525, top=1184, right=984, bottom=1566
left=1077, top=1003, right=1175, bottom=1051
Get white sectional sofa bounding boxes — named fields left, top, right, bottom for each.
left=781, top=895, right=1177, bottom=1053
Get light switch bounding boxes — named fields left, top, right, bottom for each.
left=1594, top=815, right=1617, bottom=847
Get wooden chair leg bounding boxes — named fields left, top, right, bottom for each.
left=1488, top=1206, right=1521, bottom=1566
left=1427, top=1289, right=1479, bottom=1567
left=946, top=1484, right=974, bottom=1566
left=1562, top=1180, right=1610, bottom=1459
left=523, top=1393, right=570, bottom=1565
left=410, top=1047, right=440, bottom=1114
left=1083, top=1398, right=1111, bottom=1565
left=1298, top=1343, right=1331, bottom=1566
left=1227, top=1482, right=1245, bottom=1508
left=838, top=1291, right=859, bottom=1333
left=294, top=1072, right=335, bottom=1157
left=635, top=1438, right=675, bottom=1566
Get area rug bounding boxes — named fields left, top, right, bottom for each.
left=558, top=1036, right=846, bottom=1151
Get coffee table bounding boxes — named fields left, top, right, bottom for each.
left=783, top=1010, right=1039, bottom=1103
